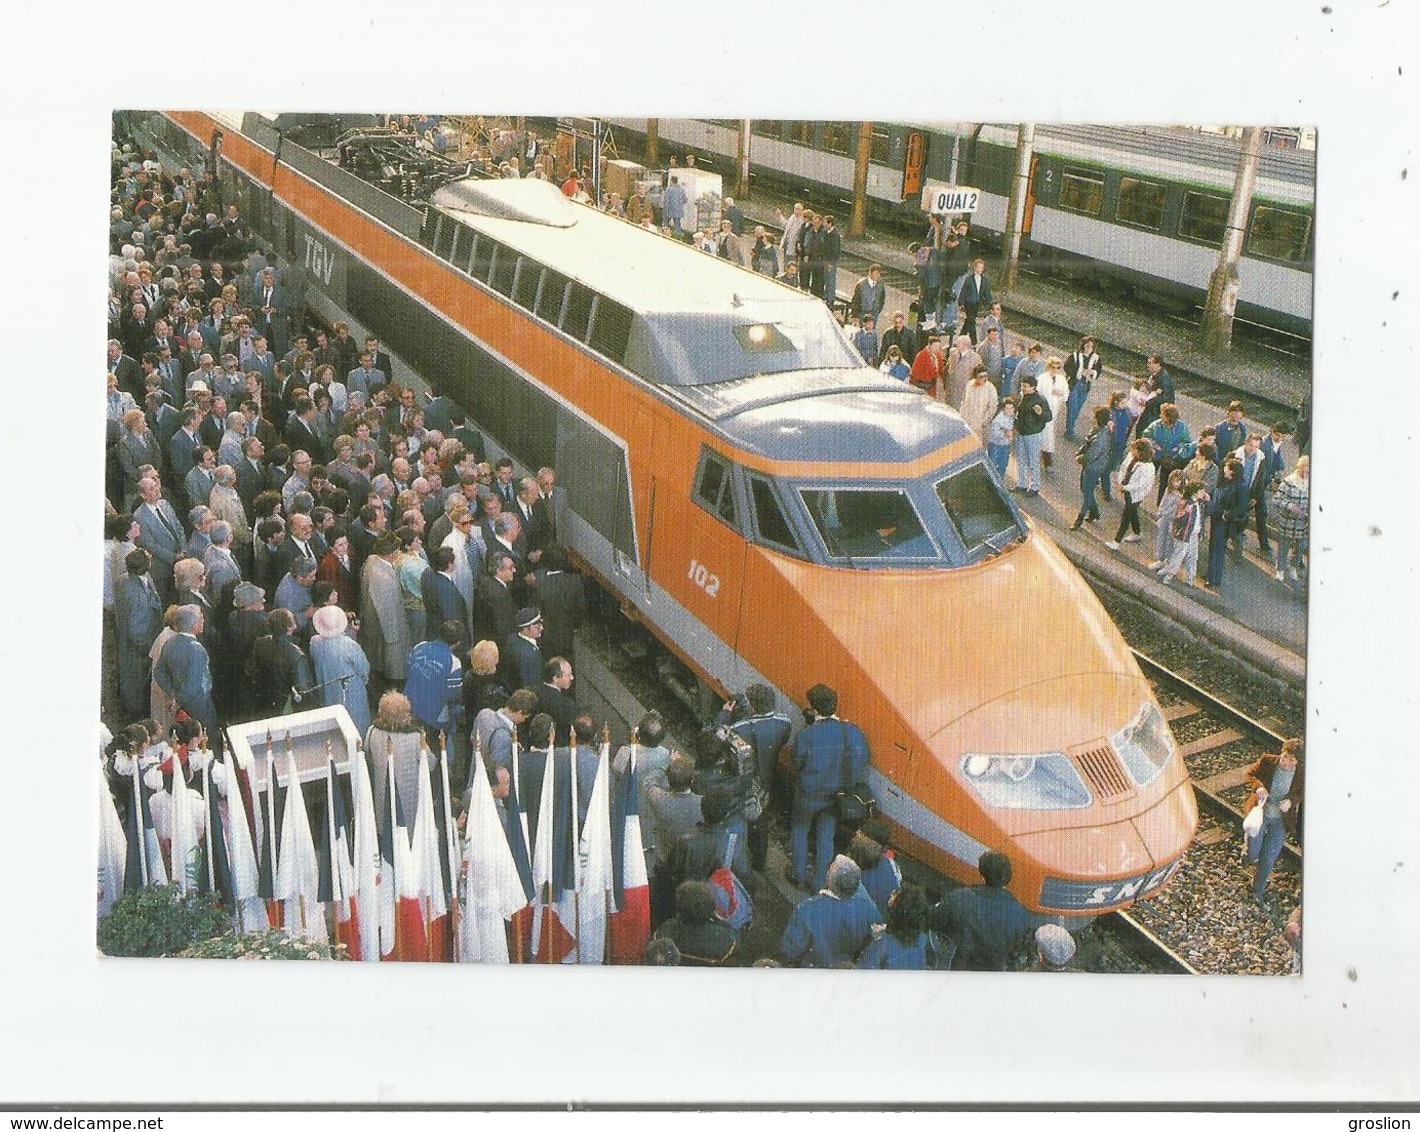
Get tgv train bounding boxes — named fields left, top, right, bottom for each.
left=604, top=118, right=1315, bottom=339
left=130, top=110, right=1197, bottom=912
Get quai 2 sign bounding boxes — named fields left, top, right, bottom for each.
left=921, top=182, right=981, bottom=215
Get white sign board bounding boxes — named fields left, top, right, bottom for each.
left=921, top=181, right=981, bottom=215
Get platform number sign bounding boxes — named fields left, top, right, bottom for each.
left=921, top=182, right=981, bottom=215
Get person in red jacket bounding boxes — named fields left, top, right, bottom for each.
left=908, top=336, right=944, bottom=398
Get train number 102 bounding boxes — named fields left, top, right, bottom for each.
left=687, top=559, right=721, bottom=598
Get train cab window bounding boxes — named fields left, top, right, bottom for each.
left=1058, top=169, right=1105, bottom=217
left=1115, top=177, right=1167, bottom=231
left=694, top=450, right=739, bottom=527
left=469, top=232, right=495, bottom=284
left=798, top=487, right=934, bottom=563
left=489, top=243, right=516, bottom=297
left=588, top=297, right=634, bottom=365
left=748, top=475, right=800, bottom=554
left=563, top=282, right=596, bottom=341
left=935, top=463, right=1021, bottom=557
left=1247, top=205, right=1312, bottom=263
left=1178, top=191, right=1229, bottom=244
left=822, top=122, right=853, bottom=156
left=513, top=258, right=542, bottom=311
left=537, top=270, right=569, bottom=324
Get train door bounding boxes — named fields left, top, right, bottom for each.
left=902, top=130, right=925, bottom=201
left=644, top=447, right=748, bottom=679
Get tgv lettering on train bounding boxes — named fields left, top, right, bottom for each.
left=303, top=233, right=336, bottom=284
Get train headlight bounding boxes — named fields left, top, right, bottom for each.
left=1111, top=701, right=1175, bottom=787
left=959, top=753, right=1091, bottom=810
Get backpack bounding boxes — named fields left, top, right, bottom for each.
left=1170, top=501, right=1197, bottom=542
left=709, top=831, right=753, bottom=930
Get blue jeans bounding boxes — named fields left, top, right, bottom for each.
left=1064, top=381, right=1091, bottom=439
left=988, top=442, right=1011, bottom=478
left=822, top=264, right=838, bottom=306
left=1015, top=432, right=1043, bottom=490
left=1075, top=466, right=1105, bottom=522
left=1249, top=815, right=1287, bottom=900
left=790, top=802, right=837, bottom=890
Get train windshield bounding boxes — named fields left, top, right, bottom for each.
left=935, top=462, right=1022, bottom=556
left=799, top=487, right=936, bottom=562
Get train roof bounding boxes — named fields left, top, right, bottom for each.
left=429, top=178, right=866, bottom=387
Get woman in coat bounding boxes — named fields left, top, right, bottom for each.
left=1204, top=457, right=1245, bottom=591
left=1272, top=455, right=1310, bottom=583
left=1070, top=407, right=1114, bottom=530
left=1143, top=403, right=1193, bottom=504
left=1037, top=356, right=1071, bottom=471
left=310, top=604, right=371, bottom=738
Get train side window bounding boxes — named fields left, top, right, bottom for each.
left=870, top=128, right=891, bottom=164
left=537, top=270, right=569, bottom=324
left=788, top=121, right=814, bottom=145
left=563, top=282, right=595, bottom=341
left=822, top=122, right=853, bottom=156
left=748, top=475, right=800, bottom=554
left=513, top=257, right=542, bottom=311
left=694, top=450, right=739, bottom=528
left=752, top=120, right=782, bottom=141
left=588, top=297, right=633, bottom=365
left=1247, top=205, right=1312, bottom=263
left=1115, top=177, right=1167, bottom=231
left=445, top=224, right=462, bottom=265
left=1178, top=191, right=1229, bottom=244
left=489, top=242, right=516, bottom=297
left=1058, top=169, right=1105, bottom=217
left=431, top=214, right=450, bottom=258
left=462, top=231, right=480, bottom=275
left=469, top=232, right=495, bottom=284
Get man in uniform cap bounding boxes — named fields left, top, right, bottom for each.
left=500, top=607, right=544, bottom=691
left=1033, top=923, right=1077, bottom=972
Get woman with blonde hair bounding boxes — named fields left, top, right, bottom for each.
left=462, top=639, right=508, bottom=720
left=1038, top=356, right=1070, bottom=471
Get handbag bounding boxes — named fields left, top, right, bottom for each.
left=1240, top=799, right=1265, bottom=857
left=832, top=724, right=876, bottom=824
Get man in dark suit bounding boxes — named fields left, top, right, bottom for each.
left=534, top=547, right=585, bottom=665
left=364, top=335, right=393, bottom=388
left=500, top=608, right=544, bottom=693
left=283, top=396, right=328, bottom=465
left=252, top=267, right=293, bottom=356
left=473, top=552, right=519, bottom=651
left=421, top=546, right=470, bottom=649
left=957, top=257, right=994, bottom=344
left=118, top=410, right=165, bottom=508
left=535, top=656, right=578, bottom=747
left=235, top=436, right=267, bottom=517
left=276, top=512, right=325, bottom=578
left=108, top=339, right=143, bottom=399
left=167, top=407, right=200, bottom=482
left=492, top=458, right=518, bottom=507
left=513, top=477, right=552, bottom=561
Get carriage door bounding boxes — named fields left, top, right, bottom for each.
left=647, top=447, right=748, bottom=679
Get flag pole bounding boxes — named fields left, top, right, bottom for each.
left=131, top=761, right=149, bottom=887
left=387, top=734, right=400, bottom=961
left=325, top=740, right=342, bottom=954
left=437, top=733, right=461, bottom=964
left=264, top=741, right=280, bottom=927
left=602, top=723, right=612, bottom=963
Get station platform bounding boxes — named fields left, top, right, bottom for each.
left=732, top=180, right=1313, bottom=412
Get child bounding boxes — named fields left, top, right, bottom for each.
left=986, top=397, right=1017, bottom=479
left=1158, top=481, right=1208, bottom=586
left=879, top=344, right=911, bottom=382
left=1150, top=469, right=1187, bottom=570
left=1125, top=376, right=1151, bottom=423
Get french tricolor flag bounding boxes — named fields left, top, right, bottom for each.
left=607, top=748, right=650, bottom=964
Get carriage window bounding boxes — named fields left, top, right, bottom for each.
left=513, top=258, right=542, bottom=311
left=469, top=232, right=495, bottom=283
left=871, top=129, right=891, bottom=164
left=489, top=243, right=516, bottom=297
left=588, top=297, right=634, bottom=365
left=1178, top=191, right=1229, bottom=244
left=935, top=463, right=1020, bottom=556
left=798, top=487, right=935, bottom=562
left=788, top=121, right=814, bottom=145
left=1247, top=206, right=1312, bottom=263
left=1116, top=177, right=1167, bottom=231
left=749, top=475, right=799, bottom=553
left=537, top=270, right=569, bottom=324
left=1058, top=169, right=1104, bottom=217
left=694, top=450, right=738, bottom=527
left=563, top=282, right=596, bottom=341
left=822, top=122, right=853, bottom=156
left=752, top=120, right=783, bottom=141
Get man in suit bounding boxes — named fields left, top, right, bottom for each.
left=183, top=446, right=218, bottom=516
left=133, top=476, right=187, bottom=599
left=513, top=477, right=552, bottom=563
left=153, top=604, right=219, bottom=742
left=166, top=407, right=200, bottom=491
left=113, top=549, right=164, bottom=719
left=252, top=267, right=293, bottom=356
left=533, top=547, right=584, bottom=665
left=203, top=521, right=243, bottom=599
left=491, top=458, right=518, bottom=507
left=957, top=257, right=994, bottom=344
left=535, top=656, right=578, bottom=747
left=364, top=335, right=393, bottom=389
left=235, top=436, right=267, bottom=517
left=108, top=338, right=143, bottom=399
left=346, top=351, right=384, bottom=403
left=421, top=546, right=470, bottom=649
left=473, top=551, right=519, bottom=650
left=535, top=467, right=568, bottom=545
left=1232, top=433, right=1277, bottom=559
left=117, top=410, right=164, bottom=508
left=283, top=396, right=328, bottom=465
left=500, top=608, right=545, bottom=693
left=178, top=330, right=206, bottom=378
left=277, top=511, right=326, bottom=579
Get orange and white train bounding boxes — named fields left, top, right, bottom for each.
left=129, top=111, right=1197, bottom=912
